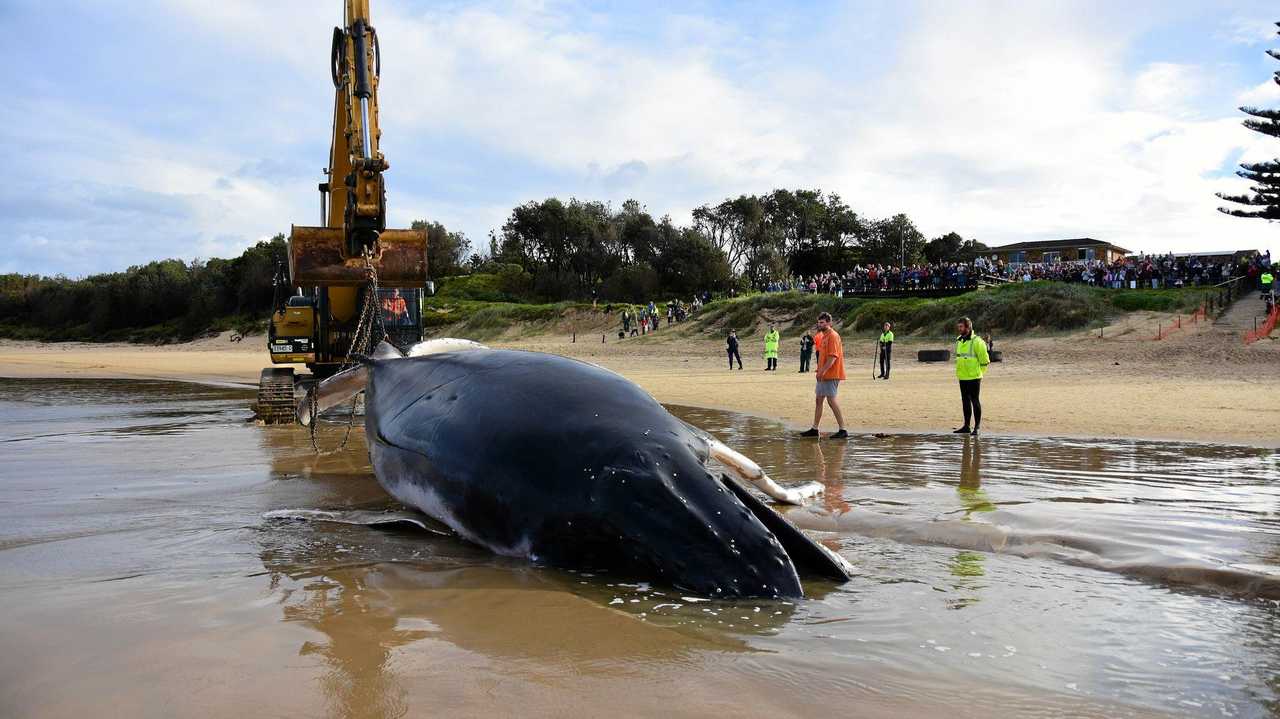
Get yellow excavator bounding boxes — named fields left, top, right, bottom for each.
left=256, top=0, right=428, bottom=423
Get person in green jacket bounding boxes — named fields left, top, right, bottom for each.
left=1262, top=269, right=1274, bottom=296
left=952, top=316, right=990, bottom=436
left=764, top=325, right=780, bottom=371
left=877, top=321, right=894, bottom=379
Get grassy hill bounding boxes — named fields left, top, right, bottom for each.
left=686, top=282, right=1218, bottom=338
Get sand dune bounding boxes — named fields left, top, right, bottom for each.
left=2, top=308, right=1277, bottom=447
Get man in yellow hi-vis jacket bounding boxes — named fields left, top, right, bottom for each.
left=952, top=316, right=990, bottom=437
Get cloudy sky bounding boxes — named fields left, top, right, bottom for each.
left=3, top=0, right=1278, bottom=277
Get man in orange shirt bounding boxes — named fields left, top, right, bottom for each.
left=799, top=312, right=848, bottom=439
left=381, top=288, right=408, bottom=325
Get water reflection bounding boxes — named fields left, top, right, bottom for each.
left=253, top=520, right=773, bottom=719
left=956, top=437, right=995, bottom=518
left=5, top=381, right=1280, bottom=717
left=949, top=438, right=989, bottom=608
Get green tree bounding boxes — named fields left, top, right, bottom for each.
left=497, top=198, right=622, bottom=299
left=412, top=220, right=472, bottom=278
left=692, top=195, right=785, bottom=286
left=924, top=232, right=990, bottom=264
left=651, top=220, right=732, bottom=296
left=863, top=214, right=926, bottom=266
left=1218, top=21, right=1280, bottom=220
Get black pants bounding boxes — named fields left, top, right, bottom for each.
left=728, top=348, right=742, bottom=369
left=800, top=350, right=812, bottom=372
left=959, top=379, right=981, bottom=429
left=767, top=357, right=777, bottom=370
left=879, top=344, right=892, bottom=377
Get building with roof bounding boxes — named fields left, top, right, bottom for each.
left=988, top=238, right=1130, bottom=265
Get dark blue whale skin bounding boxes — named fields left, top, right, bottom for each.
left=362, top=348, right=845, bottom=599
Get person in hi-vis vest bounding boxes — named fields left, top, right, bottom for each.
left=763, top=325, right=780, bottom=371
left=877, top=322, right=894, bottom=379
left=952, top=316, right=991, bottom=437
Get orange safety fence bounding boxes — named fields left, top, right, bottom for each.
left=1153, top=303, right=1207, bottom=341
left=1244, top=304, right=1279, bottom=345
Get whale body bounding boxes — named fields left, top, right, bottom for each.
left=302, top=341, right=851, bottom=598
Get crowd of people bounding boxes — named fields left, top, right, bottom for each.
left=988, top=254, right=1244, bottom=289
left=607, top=251, right=1278, bottom=442
left=762, top=252, right=1274, bottom=296
left=763, top=261, right=985, bottom=295
left=618, top=293, right=711, bottom=337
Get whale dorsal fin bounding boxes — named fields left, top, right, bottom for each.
left=371, top=341, right=405, bottom=360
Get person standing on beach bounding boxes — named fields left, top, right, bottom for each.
left=726, top=330, right=743, bottom=370
left=763, top=325, right=780, bottom=371
left=877, top=322, right=894, bottom=379
left=953, top=316, right=991, bottom=437
left=799, top=332, right=814, bottom=373
left=800, top=312, right=848, bottom=439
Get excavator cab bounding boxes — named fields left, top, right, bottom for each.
left=255, top=0, right=428, bottom=424
left=267, top=295, right=317, bottom=364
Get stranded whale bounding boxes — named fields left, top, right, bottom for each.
left=299, top=340, right=852, bottom=598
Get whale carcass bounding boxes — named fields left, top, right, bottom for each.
left=299, top=340, right=852, bottom=598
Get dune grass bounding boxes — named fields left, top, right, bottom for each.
left=693, top=283, right=1217, bottom=338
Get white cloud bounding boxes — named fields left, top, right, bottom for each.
left=1222, top=14, right=1278, bottom=46
left=1237, top=79, right=1280, bottom=108
left=377, top=4, right=806, bottom=179
left=1132, top=63, right=1208, bottom=114
left=7, top=0, right=1279, bottom=278
left=0, top=95, right=310, bottom=276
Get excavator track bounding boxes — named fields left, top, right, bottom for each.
left=255, top=368, right=298, bottom=425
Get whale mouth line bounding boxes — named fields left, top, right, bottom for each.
left=720, top=476, right=856, bottom=582
left=262, top=508, right=453, bottom=535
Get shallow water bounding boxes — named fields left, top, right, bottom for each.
left=1, top=378, right=1278, bottom=718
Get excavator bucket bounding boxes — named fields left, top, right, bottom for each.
left=288, top=225, right=428, bottom=287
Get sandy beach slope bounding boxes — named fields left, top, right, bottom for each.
left=2, top=309, right=1277, bottom=447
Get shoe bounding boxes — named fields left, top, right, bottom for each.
left=828, top=429, right=849, bottom=439
left=970, top=428, right=979, bottom=437
left=952, top=427, right=971, bottom=434
left=798, top=428, right=820, bottom=437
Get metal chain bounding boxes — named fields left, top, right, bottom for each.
left=308, top=249, right=386, bottom=455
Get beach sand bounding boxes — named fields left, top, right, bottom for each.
left=2, top=306, right=1277, bottom=447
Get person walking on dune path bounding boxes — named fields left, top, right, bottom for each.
left=763, top=325, right=780, bottom=371
left=799, top=312, right=847, bottom=439
left=952, top=316, right=990, bottom=437
left=726, top=330, right=743, bottom=370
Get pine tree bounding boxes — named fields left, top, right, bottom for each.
left=1218, top=22, right=1280, bottom=220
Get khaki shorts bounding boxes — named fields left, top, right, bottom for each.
left=815, top=379, right=840, bottom=397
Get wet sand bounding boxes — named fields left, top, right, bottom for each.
left=1, top=306, right=1277, bottom=447
left=6, top=379, right=1277, bottom=717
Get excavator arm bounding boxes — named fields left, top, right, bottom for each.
left=258, top=0, right=428, bottom=422
left=287, top=0, right=426, bottom=287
